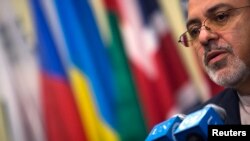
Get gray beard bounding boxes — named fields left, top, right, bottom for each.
left=205, top=56, right=249, bottom=87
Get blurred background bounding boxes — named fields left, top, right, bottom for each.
left=0, top=0, right=224, bottom=141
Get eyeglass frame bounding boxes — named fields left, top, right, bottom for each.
left=178, top=5, right=250, bottom=47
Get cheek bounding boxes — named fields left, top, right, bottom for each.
left=220, top=20, right=250, bottom=66
left=232, top=14, right=250, bottom=66
left=230, top=26, right=250, bottom=66
left=236, top=41, right=250, bottom=66
left=194, top=46, right=205, bottom=63
left=240, top=26, right=250, bottom=66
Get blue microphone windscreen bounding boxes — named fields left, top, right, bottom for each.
left=174, top=104, right=225, bottom=141
left=146, top=114, right=185, bottom=141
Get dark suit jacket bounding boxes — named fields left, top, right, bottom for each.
left=187, top=88, right=241, bottom=124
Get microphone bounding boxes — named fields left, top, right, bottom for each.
left=174, top=104, right=226, bottom=141
left=145, top=114, right=185, bottom=141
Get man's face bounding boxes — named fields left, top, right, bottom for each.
left=187, top=0, right=250, bottom=88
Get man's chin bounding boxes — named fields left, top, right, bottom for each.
left=206, top=68, right=232, bottom=86
left=207, top=69, right=243, bottom=88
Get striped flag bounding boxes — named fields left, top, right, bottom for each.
left=29, top=1, right=87, bottom=141
left=136, top=0, right=201, bottom=115
left=91, top=0, right=148, bottom=140
left=115, top=0, right=175, bottom=130
left=48, top=0, right=119, bottom=140
left=114, top=0, right=202, bottom=131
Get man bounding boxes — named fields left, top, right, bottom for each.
left=178, top=0, right=250, bottom=124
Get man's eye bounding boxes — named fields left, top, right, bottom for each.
left=188, top=27, right=200, bottom=38
left=213, top=12, right=230, bottom=23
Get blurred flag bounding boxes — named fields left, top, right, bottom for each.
left=116, top=0, right=168, bottom=129
left=115, top=0, right=164, bottom=130
left=115, top=0, right=199, bottom=130
left=91, top=0, right=148, bottom=140
left=0, top=0, right=45, bottom=140
left=137, top=0, right=200, bottom=115
left=49, top=0, right=119, bottom=140
left=29, top=1, right=87, bottom=141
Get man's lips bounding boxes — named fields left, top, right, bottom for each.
left=205, top=50, right=228, bottom=65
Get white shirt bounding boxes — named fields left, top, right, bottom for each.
left=238, top=92, right=250, bottom=125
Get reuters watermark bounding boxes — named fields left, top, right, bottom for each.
left=208, top=125, right=250, bottom=140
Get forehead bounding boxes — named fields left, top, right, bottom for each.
left=187, top=0, right=249, bottom=20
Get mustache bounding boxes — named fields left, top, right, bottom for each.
left=203, top=44, right=233, bottom=65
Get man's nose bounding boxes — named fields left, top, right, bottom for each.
left=198, top=26, right=218, bottom=47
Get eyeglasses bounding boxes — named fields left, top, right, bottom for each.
left=178, top=5, right=250, bottom=47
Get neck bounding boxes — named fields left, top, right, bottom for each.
left=238, top=92, right=250, bottom=106
left=234, top=77, right=250, bottom=95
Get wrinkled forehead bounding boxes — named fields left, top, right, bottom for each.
left=187, top=0, right=249, bottom=19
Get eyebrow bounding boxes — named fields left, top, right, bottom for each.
left=186, top=3, right=232, bottom=29
left=206, top=3, right=232, bottom=16
left=186, top=19, right=200, bottom=29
